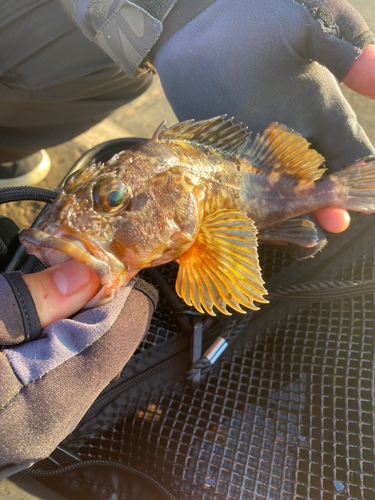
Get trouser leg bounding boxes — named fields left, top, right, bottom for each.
left=0, top=0, right=153, bottom=163
left=0, top=77, right=153, bottom=163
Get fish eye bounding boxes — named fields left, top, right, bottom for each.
left=93, top=177, right=131, bottom=215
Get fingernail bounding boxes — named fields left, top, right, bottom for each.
left=53, top=260, right=92, bottom=296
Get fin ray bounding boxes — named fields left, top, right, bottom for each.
left=336, top=161, right=375, bottom=212
left=202, top=260, right=260, bottom=311
left=203, top=249, right=268, bottom=298
left=240, top=123, right=325, bottom=184
left=152, top=116, right=250, bottom=157
left=175, top=209, right=268, bottom=315
left=153, top=118, right=325, bottom=183
left=259, top=218, right=319, bottom=247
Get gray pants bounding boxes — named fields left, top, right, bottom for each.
left=0, top=0, right=153, bottom=162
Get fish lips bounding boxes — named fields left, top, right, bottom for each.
left=19, top=228, right=131, bottom=291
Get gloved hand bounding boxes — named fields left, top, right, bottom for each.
left=0, top=260, right=157, bottom=478
left=153, top=0, right=375, bottom=234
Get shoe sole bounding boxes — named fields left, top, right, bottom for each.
left=0, top=150, right=51, bottom=188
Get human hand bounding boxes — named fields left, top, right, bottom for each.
left=0, top=262, right=157, bottom=475
left=22, top=259, right=100, bottom=329
left=153, top=0, right=375, bottom=236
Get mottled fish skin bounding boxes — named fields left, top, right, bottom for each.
left=19, top=117, right=375, bottom=313
left=29, top=139, right=329, bottom=264
left=134, top=140, right=339, bottom=231
left=23, top=144, right=205, bottom=297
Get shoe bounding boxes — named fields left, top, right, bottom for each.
left=0, top=150, right=51, bottom=188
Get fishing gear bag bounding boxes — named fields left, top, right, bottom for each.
left=0, top=139, right=374, bottom=500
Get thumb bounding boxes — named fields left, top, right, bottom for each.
left=342, top=44, right=375, bottom=99
left=312, top=208, right=351, bottom=234
left=22, top=260, right=101, bottom=329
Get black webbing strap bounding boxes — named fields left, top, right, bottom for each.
left=269, top=279, right=375, bottom=301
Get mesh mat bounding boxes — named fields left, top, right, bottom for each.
left=43, top=241, right=374, bottom=500
left=136, top=246, right=293, bottom=354
left=19, top=140, right=374, bottom=499
left=137, top=263, right=182, bottom=352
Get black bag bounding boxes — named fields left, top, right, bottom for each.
left=2, top=140, right=374, bottom=500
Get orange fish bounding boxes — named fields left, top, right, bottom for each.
left=20, top=117, right=375, bottom=315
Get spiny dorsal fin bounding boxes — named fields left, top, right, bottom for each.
left=240, top=123, right=326, bottom=184
left=152, top=116, right=250, bottom=157
left=175, top=209, right=268, bottom=316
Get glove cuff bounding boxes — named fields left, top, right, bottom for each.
left=2, top=272, right=42, bottom=342
left=134, top=277, right=159, bottom=310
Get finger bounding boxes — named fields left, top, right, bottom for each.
left=312, top=208, right=351, bottom=234
left=22, top=260, right=100, bottom=329
left=342, top=44, right=375, bottom=99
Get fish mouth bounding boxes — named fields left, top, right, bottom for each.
left=19, top=228, right=134, bottom=293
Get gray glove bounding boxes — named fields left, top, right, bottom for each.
left=153, top=0, right=375, bottom=172
left=0, top=276, right=157, bottom=478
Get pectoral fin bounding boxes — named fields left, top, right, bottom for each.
left=175, top=209, right=268, bottom=316
left=259, top=218, right=319, bottom=247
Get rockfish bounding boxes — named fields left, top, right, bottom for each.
left=20, top=117, right=375, bottom=315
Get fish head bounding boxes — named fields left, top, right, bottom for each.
left=19, top=147, right=205, bottom=298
